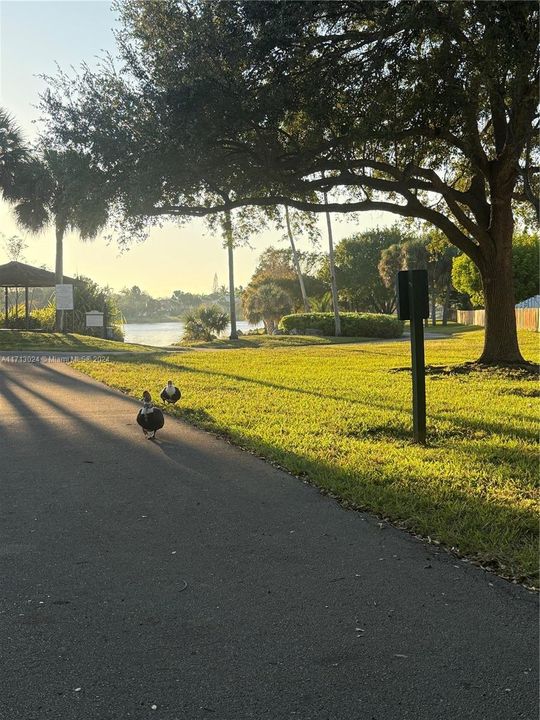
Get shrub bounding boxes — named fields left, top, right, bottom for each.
left=279, top=312, right=404, bottom=338
left=30, top=304, right=56, bottom=330
left=242, top=282, right=293, bottom=334
left=183, top=304, right=229, bottom=341
left=1, top=304, right=43, bottom=329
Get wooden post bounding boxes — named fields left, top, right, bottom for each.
left=25, top=286, right=29, bottom=330
left=4, top=287, right=7, bottom=328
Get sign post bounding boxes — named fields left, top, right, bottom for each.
left=397, top=269, right=429, bottom=444
left=85, top=310, right=105, bottom=339
left=55, top=284, right=74, bottom=333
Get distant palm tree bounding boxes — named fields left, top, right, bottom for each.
left=0, top=109, right=32, bottom=204
left=243, top=282, right=293, bottom=335
left=183, top=305, right=229, bottom=341
left=16, top=148, right=110, bottom=331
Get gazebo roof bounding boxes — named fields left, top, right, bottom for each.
left=0, top=261, right=78, bottom=288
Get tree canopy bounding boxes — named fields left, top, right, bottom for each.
left=41, top=0, right=540, bottom=362
left=452, top=232, right=540, bottom=308
left=322, top=226, right=407, bottom=314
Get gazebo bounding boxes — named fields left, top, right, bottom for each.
left=0, top=261, right=78, bottom=329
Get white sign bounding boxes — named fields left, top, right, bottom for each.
left=85, top=310, right=104, bottom=327
left=55, top=284, right=74, bottom=310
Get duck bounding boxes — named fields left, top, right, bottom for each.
left=160, top=380, right=181, bottom=404
left=136, top=390, right=165, bottom=439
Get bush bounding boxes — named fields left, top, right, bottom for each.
left=183, top=304, right=229, bottom=341
left=279, top=312, right=404, bottom=338
left=30, top=304, right=56, bottom=330
left=1, top=304, right=44, bottom=329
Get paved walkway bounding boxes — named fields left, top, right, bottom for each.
left=0, top=361, right=537, bottom=720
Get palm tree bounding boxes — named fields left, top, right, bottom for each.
left=0, top=109, right=28, bottom=201
left=183, top=304, right=229, bottom=341
left=323, top=190, right=341, bottom=337
left=284, top=205, right=310, bottom=312
left=242, top=282, right=293, bottom=335
left=222, top=209, right=239, bottom=340
left=16, top=148, right=109, bottom=331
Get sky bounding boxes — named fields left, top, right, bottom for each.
left=0, top=0, right=393, bottom=297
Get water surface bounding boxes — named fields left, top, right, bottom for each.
left=123, top=321, right=261, bottom=347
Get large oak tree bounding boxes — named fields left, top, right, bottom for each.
left=42, top=0, right=539, bottom=362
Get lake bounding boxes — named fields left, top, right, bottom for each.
left=123, top=320, right=262, bottom=347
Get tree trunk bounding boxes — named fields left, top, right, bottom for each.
left=442, top=275, right=452, bottom=325
left=431, top=291, right=437, bottom=327
left=224, top=210, right=238, bottom=340
left=323, top=192, right=341, bottom=336
left=284, top=205, right=310, bottom=312
left=55, top=224, right=64, bottom=332
left=477, top=174, right=524, bottom=364
left=479, top=248, right=524, bottom=364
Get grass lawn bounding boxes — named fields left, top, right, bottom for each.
left=178, top=334, right=392, bottom=349
left=0, top=330, right=156, bottom=353
left=412, top=321, right=480, bottom=336
left=179, top=322, right=476, bottom=349
left=72, top=329, right=539, bottom=586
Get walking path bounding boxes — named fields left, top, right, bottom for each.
left=0, top=361, right=537, bottom=720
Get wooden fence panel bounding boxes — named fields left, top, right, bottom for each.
left=457, top=308, right=539, bottom=331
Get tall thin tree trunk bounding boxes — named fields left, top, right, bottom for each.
left=442, top=275, right=452, bottom=325
left=55, top=224, right=64, bottom=332
left=431, top=289, right=437, bottom=327
left=224, top=210, right=238, bottom=340
left=284, top=205, right=310, bottom=312
left=323, top=191, right=341, bottom=336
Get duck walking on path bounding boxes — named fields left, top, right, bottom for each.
left=136, top=390, right=165, bottom=439
left=160, top=380, right=181, bottom=404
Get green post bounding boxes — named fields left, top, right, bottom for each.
left=409, top=280, right=427, bottom=444
left=397, top=269, right=429, bottom=444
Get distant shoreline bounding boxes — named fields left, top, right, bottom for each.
left=122, top=318, right=246, bottom=325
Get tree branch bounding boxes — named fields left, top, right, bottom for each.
left=146, top=193, right=481, bottom=263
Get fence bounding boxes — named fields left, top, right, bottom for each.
left=457, top=308, right=539, bottom=332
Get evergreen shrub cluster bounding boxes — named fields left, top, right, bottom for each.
left=279, top=312, right=404, bottom=338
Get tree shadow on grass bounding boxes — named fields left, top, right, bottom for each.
left=138, top=354, right=540, bottom=444
left=392, top=363, right=539, bottom=379
left=143, top=354, right=408, bottom=416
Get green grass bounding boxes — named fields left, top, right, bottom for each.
left=180, top=322, right=476, bottom=348
left=178, top=334, right=388, bottom=349
left=72, top=329, right=539, bottom=586
left=0, top=330, right=156, bottom=353
left=405, top=321, right=480, bottom=336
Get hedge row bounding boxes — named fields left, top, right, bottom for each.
left=279, top=312, right=404, bottom=338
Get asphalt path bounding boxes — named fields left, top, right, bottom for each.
left=0, top=359, right=537, bottom=720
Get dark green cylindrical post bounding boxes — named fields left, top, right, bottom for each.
left=408, top=272, right=427, bottom=444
